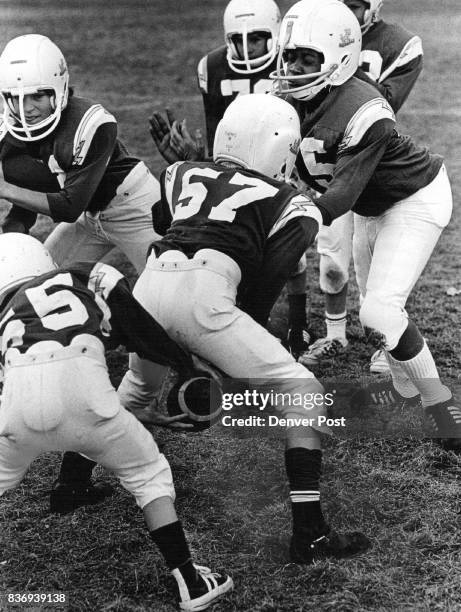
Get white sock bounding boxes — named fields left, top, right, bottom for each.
left=392, top=341, right=452, bottom=407
left=386, top=352, right=420, bottom=398
left=325, top=311, right=347, bottom=341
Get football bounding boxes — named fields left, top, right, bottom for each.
left=166, top=371, right=223, bottom=432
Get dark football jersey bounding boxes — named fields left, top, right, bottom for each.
left=293, top=77, right=443, bottom=222
left=151, top=161, right=321, bottom=324
left=0, top=95, right=140, bottom=230
left=356, top=20, right=423, bottom=113
left=197, top=46, right=276, bottom=153
left=0, top=262, right=191, bottom=371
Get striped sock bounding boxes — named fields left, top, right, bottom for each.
left=326, top=311, right=347, bottom=341
left=285, top=448, right=327, bottom=534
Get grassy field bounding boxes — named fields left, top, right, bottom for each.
left=0, top=1, right=460, bottom=610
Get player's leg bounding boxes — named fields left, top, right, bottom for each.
left=117, top=353, right=170, bottom=418
left=356, top=167, right=459, bottom=448
left=134, top=250, right=371, bottom=562
left=285, top=255, right=312, bottom=359
left=44, top=213, right=113, bottom=268
left=300, top=212, right=353, bottom=366
left=77, top=378, right=233, bottom=610
left=98, top=162, right=161, bottom=274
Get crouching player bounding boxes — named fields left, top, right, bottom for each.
left=120, top=94, right=371, bottom=563
left=0, top=234, right=232, bottom=611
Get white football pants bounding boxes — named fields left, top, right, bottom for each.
left=317, top=210, right=354, bottom=294
left=354, top=165, right=453, bottom=350
left=0, top=340, right=174, bottom=508
left=45, top=162, right=160, bottom=274
left=118, top=248, right=329, bottom=431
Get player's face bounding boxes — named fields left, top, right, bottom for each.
left=343, top=0, right=368, bottom=26
left=232, top=32, right=268, bottom=59
left=10, top=90, right=53, bottom=124
left=283, top=48, right=323, bottom=86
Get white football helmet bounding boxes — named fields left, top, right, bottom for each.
left=342, top=0, right=383, bottom=33
left=213, top=93, right=300, bottom=181
left=0, top=234, right=56, bottom=305
left=0, top=34, right=69, bottom=142
left=224, top=0, right=281, bottom=74
left=270, top=0, right=361, bottom=100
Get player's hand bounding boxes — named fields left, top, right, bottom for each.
left=170, top=119, right=206, bottom=162
left=129, top=402, right=194, bottom=430
left=149, top=108, right=184, bottom=164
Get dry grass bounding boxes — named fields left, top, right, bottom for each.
left=0, top=1, right=460, bottom=610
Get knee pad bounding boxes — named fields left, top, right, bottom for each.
left=359, top=294, right=408, bottom=350
left=319, top=256, right=348, bottom=294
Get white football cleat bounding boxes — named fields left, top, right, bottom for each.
left=173, top=564, right=233, bottom=611
left=299, top=337, right=348, bottom=366
left=369, top=349, right=390, bottom=374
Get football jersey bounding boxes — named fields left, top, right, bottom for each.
left=197, top=46, right=276, bottom=153
left=0, top=95, right=140, bottom=230
left=0, top=262, right=192, bottom=371
left=151, top=161, right=321, bottom=324
left=294, top=77, right=443, bottom=222
left=357, top=20, right=423, bottom=112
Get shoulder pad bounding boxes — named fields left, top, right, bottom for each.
left=268, top=194, right=322, bottom=238
left=340, top=98, right=395, bottom=152
left=73, top=104, right=116, bottom=166
left=87, top=262, right=124, bottom=300
left=197, top=55, right=208, bottom=93
left=0, top=117, right=7, bottom=143
left=164, top=161, right=185, bottom=212
left=379, top=36, right=423, bottom=83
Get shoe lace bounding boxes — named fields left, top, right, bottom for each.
left=193, top=564, right=220, bottom=580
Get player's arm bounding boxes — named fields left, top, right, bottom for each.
left=0, top=122, right=117, bottom=222
left=314, top=102, right=396, bottom=225
left=241, top=196, right=322, bottom=326
left=1, top=152, right=62, bottom=233
left=87, top=262, right=194, bottom=374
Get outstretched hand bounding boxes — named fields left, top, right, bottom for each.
left=149, top=108, right=182, bottom=163
left=149, top=109, right=206, bottom=163
left=170, top=119, right=206, bottom=162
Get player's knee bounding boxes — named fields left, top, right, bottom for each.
left=359, top=294, right=403, bottom=349
left=319, top=259, right=348, bottom=294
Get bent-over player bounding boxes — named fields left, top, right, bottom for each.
left=121, top=94, right=371, bottom=563
left=0, top=234, right=232, bottom=611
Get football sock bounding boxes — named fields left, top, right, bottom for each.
left=386, top=352, right=420, bottom=399
left=150, top=521, right=197, bottom=583
left=58, top=451, right=96, bottom=485
left=288, top=293, right=308, bottom=329
left=391, top=341, right=452, bottom=408
left=325, top=310, right=347, bottom=341
left=285, top=448, right=327, bottom=536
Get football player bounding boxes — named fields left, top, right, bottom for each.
left=300, top=0, right=424, bottom=372
left=150, top=0, right=313, bottom=360
left=0, top=34, right=159, bottom=274
left=271, top=0, right=460, bottom=450
left=0, top=234, right=233, bottom=611
left=121, top=94, right=371, bottom=564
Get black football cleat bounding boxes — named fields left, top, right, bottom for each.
left=286, top=326, right=313, bottom=361
left=50, top=480, right=114, bottom=514
left=290, top=527, right=371, bottom=564
left=424, top=397, right=461, bottom=453
left=350, top=380, right=421, bottom=411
